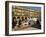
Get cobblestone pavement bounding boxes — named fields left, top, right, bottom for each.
left=12, top=25, right=40, bottom=31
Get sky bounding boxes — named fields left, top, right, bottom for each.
left=21, top=6, right=41, bottom=12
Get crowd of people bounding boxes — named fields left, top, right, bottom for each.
left=12, top=16, right=41, bottom=29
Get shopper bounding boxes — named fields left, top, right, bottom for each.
left=12, top=17, right=17, bottom=29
